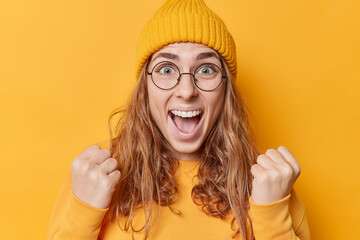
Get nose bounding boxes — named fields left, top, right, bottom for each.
left=174, top=73, right=198, bottom=101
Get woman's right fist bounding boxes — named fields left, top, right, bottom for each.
left=71, top=145, right=121, bottom=209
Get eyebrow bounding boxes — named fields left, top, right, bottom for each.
left=152, top=51, right=220, bottom=62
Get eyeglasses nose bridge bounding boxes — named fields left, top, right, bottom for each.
left=177, top=72, right=197, bottom=83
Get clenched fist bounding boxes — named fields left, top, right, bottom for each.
left=71, top=145, right=121, bottom=209
left=250, top=146, right=301, bottom=204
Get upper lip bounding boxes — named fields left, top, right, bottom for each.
left=169, top=107, right=203, bottom=112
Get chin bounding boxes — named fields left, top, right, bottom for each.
left=170, top=140, right=203, bottom=159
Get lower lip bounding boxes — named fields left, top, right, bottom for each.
left=168, top=112, right=204, bottom=140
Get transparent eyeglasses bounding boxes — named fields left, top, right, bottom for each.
left=146, top=61, right=227, bottom=92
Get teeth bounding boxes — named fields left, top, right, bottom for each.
left=170, top=110, right=202, bottom=118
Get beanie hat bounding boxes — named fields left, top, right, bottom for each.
left=135, top=0, right=237, bottom=80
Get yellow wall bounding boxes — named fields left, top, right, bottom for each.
left=1, top=0, right=359, bottom=239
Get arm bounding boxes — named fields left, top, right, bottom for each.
left=249, top=146, right=310, bottom=239
left=46, top=172, right=109, bottom=240
left=249, top=188, right=310, bottom=240
left=47, top=141, right=120, bottom=240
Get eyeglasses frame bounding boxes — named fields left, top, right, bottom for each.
left=145, top=60, right=227, bottom=92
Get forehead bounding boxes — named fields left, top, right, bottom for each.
left=150, top=42, right=220, bottom=61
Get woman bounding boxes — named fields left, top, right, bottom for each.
left=47, top=0, right=310, bottom=239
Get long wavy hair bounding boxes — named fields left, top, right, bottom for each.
left=103, top=51, right=260, bottom=240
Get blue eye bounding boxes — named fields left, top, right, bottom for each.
left=158, top=66, right=175, bottom=75
left=198, top=66, right=215, bottom=74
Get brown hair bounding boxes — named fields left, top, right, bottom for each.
left=103, top=53, right=259, bottom=240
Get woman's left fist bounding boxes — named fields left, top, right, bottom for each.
left=250, top=146, right=301, bottom=204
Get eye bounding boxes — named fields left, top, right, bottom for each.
left=197, top=65, right=217, bottom=75
left=155, top=65, right=176, bottom=75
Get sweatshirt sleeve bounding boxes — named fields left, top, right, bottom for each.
left=249, top=188, right=310, bottom=240
left=46, top=172, right=109, bottom=240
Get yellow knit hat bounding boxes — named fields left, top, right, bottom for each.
left=135, top=0, right=237, bottom=80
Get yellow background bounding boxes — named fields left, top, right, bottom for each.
left=1, top=0, right=359, bottom=239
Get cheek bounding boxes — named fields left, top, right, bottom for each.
left=211, top=99, right=224, bottom=124
left=147, top=79, right=159, bottom=111
left=147, top=83, right=169, bottom=127
left=206, top=90, right=225, bottom=120
left=148, top=91, right=160, bottom=123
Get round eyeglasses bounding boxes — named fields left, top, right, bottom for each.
left=146, top=61, right=227, bottom=92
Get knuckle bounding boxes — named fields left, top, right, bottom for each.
left=72, top=159, right=91, bottom=173
left=100, top=178, right=113, bottom=190
left=71, top=159, right=80, bottom=169
left=82, top=160, right=93, bottom=169
left=258, top=174, right=269, bottom=183
left=72, top=155, right=84, bottom=165
left=269, top=169, right=280, bottom=179
left=88, top=169, right=98, bottom=179
left=283, top=165, right=294, bottom=177
left=99, top=177, right=108, bottom=186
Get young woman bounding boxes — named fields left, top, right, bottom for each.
left=47, top=0, right=310, bottom=239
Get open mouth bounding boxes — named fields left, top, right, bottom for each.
left=169, top=110, right=204, bottom=134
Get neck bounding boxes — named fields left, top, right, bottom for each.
left=177, top=151, right=201, bottom=161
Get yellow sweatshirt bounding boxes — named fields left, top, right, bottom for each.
left=47, top=141, right=310, bottom=240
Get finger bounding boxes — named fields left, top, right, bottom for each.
left=88, top=148, right=112, bottom=164
left=250, top=164, right=266, bottom=178
left=264, top=148, right=294, bottom=174
left=108, top=170, right=121, bottom=184
left=75, top=145, right=100, bottom=161
left=256, top=154, right=279, bottom=170
left=277, top=146, right=301, bottom=173
left=265, top=148, right=288, bottom=164
left=99, top=158, right=119, bottom=174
